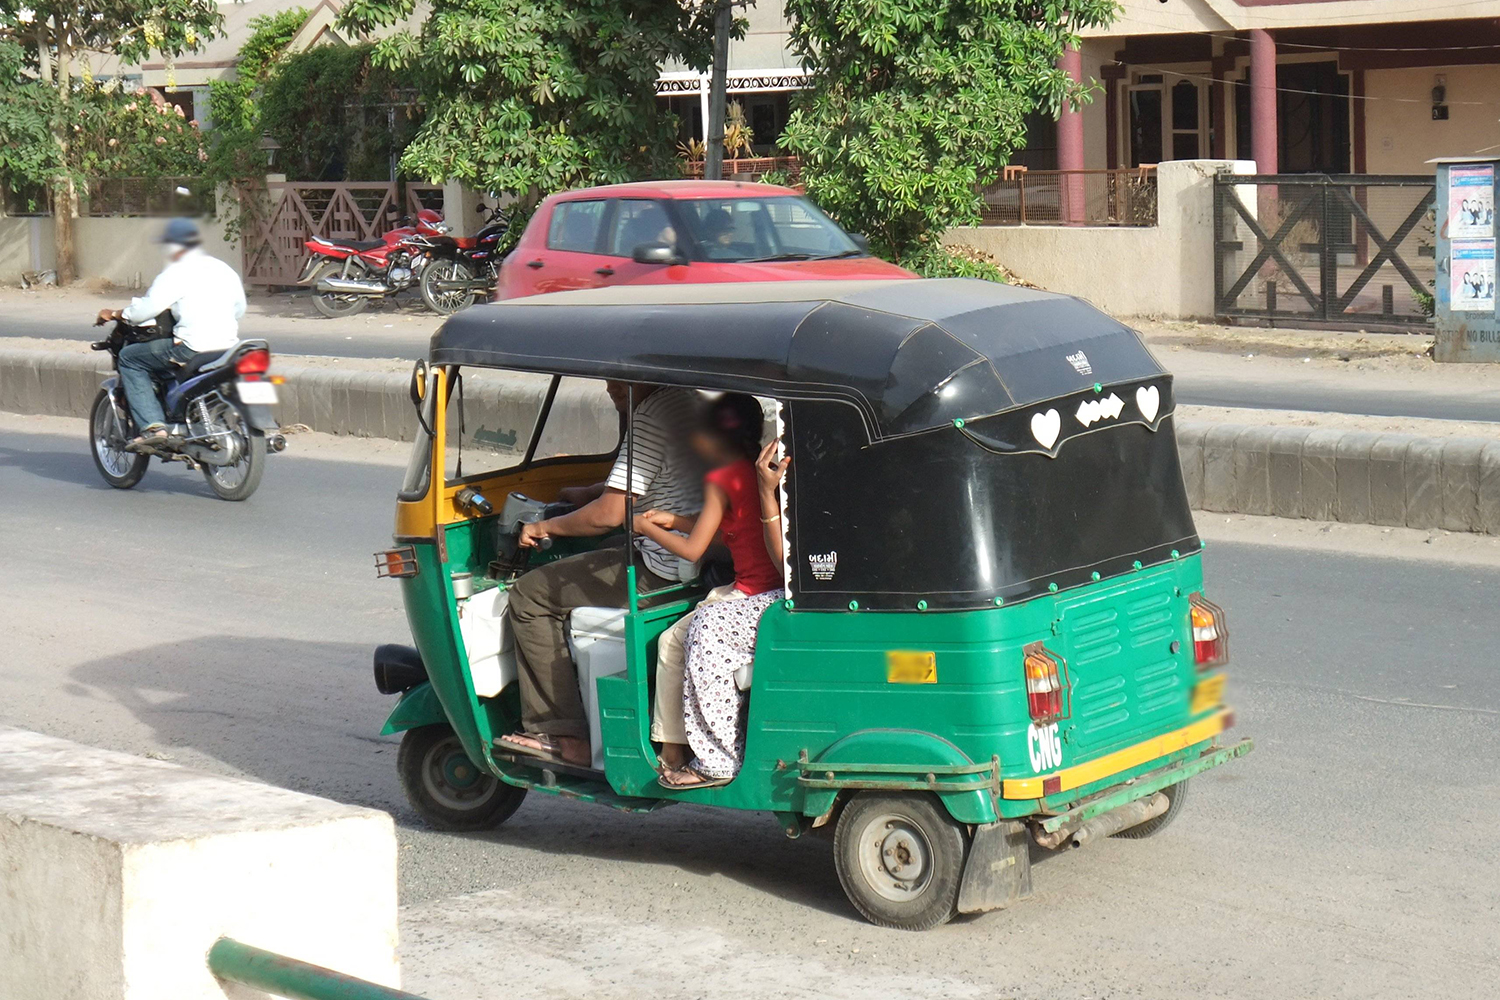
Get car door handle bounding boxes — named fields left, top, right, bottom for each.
left=526, top=259, right=545, bottom=269
left=594, top=267, right=614, bottom=277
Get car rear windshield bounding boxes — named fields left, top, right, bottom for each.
left=674, top=196, right=860, bottom=262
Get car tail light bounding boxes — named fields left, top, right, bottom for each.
left=236, top=348, right=271, bottom=376
left=1023, top=642, right=1070, bottom=724
left=374, top=546, right=419, bottom=579
left=1189, top=593, right=1228, bottom=669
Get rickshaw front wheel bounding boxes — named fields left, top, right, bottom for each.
left=397, top=724, right=526, bottom=832
left=833, top=792, right=967, bottom=931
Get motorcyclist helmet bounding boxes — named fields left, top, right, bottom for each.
left=158, top=217, right=202, bottom=247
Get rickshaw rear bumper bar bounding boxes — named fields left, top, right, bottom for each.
left=1036, top=738, right=1254, bottom=837
left=208, top=937, right=430, bottom=1000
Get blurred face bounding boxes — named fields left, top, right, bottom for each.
left=604, top=381, right=655, bottom=413
left=689, top=428, right=723, bottom=464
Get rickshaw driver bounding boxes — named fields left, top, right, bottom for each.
left=498, top=381, right=704, bottom=768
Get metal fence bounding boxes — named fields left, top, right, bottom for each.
left=679, top=156, right=802, bottom=184
left=83, top=177, right=212, bottom=217
left=238, top=181, right=444, bottom=285
left=1213, top=174, right=1436, bottom=328
left=979, top=167, right=1158, bottom=227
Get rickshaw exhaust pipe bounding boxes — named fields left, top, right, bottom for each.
left=1033, top=792, right=1169, bottom=851
left=316, top=276, right=387, bottom=296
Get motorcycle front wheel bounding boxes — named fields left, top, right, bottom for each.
left=420, top=258, right=481, bottom=316
left=201, top=403, right=266, bottom=501
left=89, top=389, right=149, bottom=489
left=309, top=259, right=370, bottom=319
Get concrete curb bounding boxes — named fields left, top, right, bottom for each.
left=3, top=347, right=1497, bottom=534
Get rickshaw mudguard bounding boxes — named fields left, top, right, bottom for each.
left=798, top=729, right=1000, bottom=825
left=379, top=682, right=446, bottom=736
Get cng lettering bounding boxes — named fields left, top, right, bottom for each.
left=1027, top=722, right=1063, bottom=772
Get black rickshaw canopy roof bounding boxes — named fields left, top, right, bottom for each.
left=430, top=278, right=1167, bottom=441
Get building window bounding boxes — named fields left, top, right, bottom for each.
left=1129, top=86, right=1163, bottom=166
left=1010, top=109, right=1059, bottom=171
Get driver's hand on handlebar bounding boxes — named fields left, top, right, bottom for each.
left=95, top=308, right=122, bottom=326
left=517, top=520, right=551, bottom=549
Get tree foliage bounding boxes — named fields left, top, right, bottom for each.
left=204, top=7, right=308, bottom=186
left=335, top=0, right=719, bottom=211
left=259, top=43, right=419, bottom=181
left=0, top=40, right=61, bottom=204
left=780, top=0, right=1117, bottom=262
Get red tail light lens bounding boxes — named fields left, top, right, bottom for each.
left=1189, top=593, right=1229, bottom=669
left=236, top=349, right=271, bottom=375
left=1023, top=642, right=1070, bottom=724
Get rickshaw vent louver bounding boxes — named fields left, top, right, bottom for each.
left=1023, top=642, right=1070, bottom=725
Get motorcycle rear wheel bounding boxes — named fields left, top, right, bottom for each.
left=420, top=258, right=482, bottom=316
left=89, top=389, right=149, bottom=489
left=201, top=403, right=266, bottom=501
left=309, top=260, right=370, bottom=319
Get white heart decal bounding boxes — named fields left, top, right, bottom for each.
left=1030, top=408, right=1061, bottom=449
left=1136, top=384, right=1161, bottom=423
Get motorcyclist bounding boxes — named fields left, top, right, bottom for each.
left=94, top=218, right=247, bottom=450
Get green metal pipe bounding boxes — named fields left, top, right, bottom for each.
left=207, top=938, right=430, bottom=1000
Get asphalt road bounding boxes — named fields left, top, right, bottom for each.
left=2, top=417, right=1497, bottom=999
left=1175, top=377, right=1500, bottom=423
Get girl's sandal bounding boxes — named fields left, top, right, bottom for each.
left=657, top=764, right=732, bottom=790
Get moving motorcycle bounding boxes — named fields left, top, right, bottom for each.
left=298, top=209, right=448, bottom=318
left=89, top=312, right=286, bottom=501
left=417, top=203, right=511, bottom=315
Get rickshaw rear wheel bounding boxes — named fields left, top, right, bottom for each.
left=397, top=724, right=526, bottom=831
left=833, top=792, right=967, bottom=931
left=1112, top=779, right=1188, bottom=839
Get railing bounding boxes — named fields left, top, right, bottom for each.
left=83, top=176, right=211, bottom=217
left=978, top=167, right=1158, bottom=227
left=208, top=937, right=432, bottom=1000
left=679, top=155, right=802, bottom=184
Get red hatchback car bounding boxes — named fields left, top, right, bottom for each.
left=493, top=180, right=913, bottom=300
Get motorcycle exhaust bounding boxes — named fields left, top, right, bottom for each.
left=315, top=276, right=388, bottom=296
left=266, top=434, right=287, bottom=453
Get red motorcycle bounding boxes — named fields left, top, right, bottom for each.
left=297, top=209, right=448, bottom=318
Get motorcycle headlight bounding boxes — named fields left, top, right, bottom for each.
left=432, top=223, right=451, bottom=234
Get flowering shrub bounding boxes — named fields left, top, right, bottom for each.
left=72, top=84, right=206, bottom=178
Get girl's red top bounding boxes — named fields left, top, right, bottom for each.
left=705, top=458, right=782, bottom=595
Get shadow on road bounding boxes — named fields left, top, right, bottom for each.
left=0, top=442, right=211, bottom=497
left=68, top=633, right=851, bottom=919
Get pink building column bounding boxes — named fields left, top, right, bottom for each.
left=1057, top=46, right=1085, bottom=224
left=1249, top=29, right=1278, bottom=174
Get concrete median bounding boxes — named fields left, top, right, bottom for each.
left=3, top=346, right=1498, bottom=534
left=0, top=725, right=398, bottom=1000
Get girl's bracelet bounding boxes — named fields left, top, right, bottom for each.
left=761, top=513, right=782, bottom=524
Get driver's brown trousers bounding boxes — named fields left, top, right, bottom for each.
left=508, top=545, right=669, bottom=740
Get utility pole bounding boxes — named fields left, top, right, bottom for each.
left=703, top=0, right=732, bottom=180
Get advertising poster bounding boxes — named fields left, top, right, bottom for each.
left=1450, top=165, right=1495, bottom=238
left=1451, top=239, right=1496, bottom=312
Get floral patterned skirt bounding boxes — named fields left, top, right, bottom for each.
left=681, top=587, right=785, bottom=779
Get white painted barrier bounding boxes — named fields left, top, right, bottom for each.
left=0, top=726, right=400, bottom=999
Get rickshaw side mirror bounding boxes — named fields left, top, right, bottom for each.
left=409, top=359, right=428, bottom=407
left=632, top=242, right=686, bottom=266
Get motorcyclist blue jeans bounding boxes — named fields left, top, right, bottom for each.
left=119, top=339, right=194, bottom=430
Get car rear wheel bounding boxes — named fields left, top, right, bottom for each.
left=1111, top=780, right=1189, bottom=839
left=397, top=724, right=526, bottom=831
left=833, top=792, right=967, bottom=931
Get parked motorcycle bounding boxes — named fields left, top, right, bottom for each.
left=298, top=209, right=448, bottom=318
left=417, top=203, right=512, bottom=315
left=89, top=312, right=286, bottom=501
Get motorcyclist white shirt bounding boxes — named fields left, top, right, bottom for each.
left=120, top=247, right=247, bottom=353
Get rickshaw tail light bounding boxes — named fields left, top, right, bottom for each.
left=375, top=546, right=419, bottom=579
left=1022, top=642, right=1070, bottom=724
left=1189, top=593, right=1228, bottom=669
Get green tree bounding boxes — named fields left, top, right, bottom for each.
left=335, top=0, right=719, bottom=218
left=780, top=0, right=1117, bottom=275
left=203, top=7, right=308, bottom=188
left=0, top=0, right=222, bottom=282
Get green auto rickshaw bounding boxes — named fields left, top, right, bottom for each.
left=373, top=278, right=1252, bottom=930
